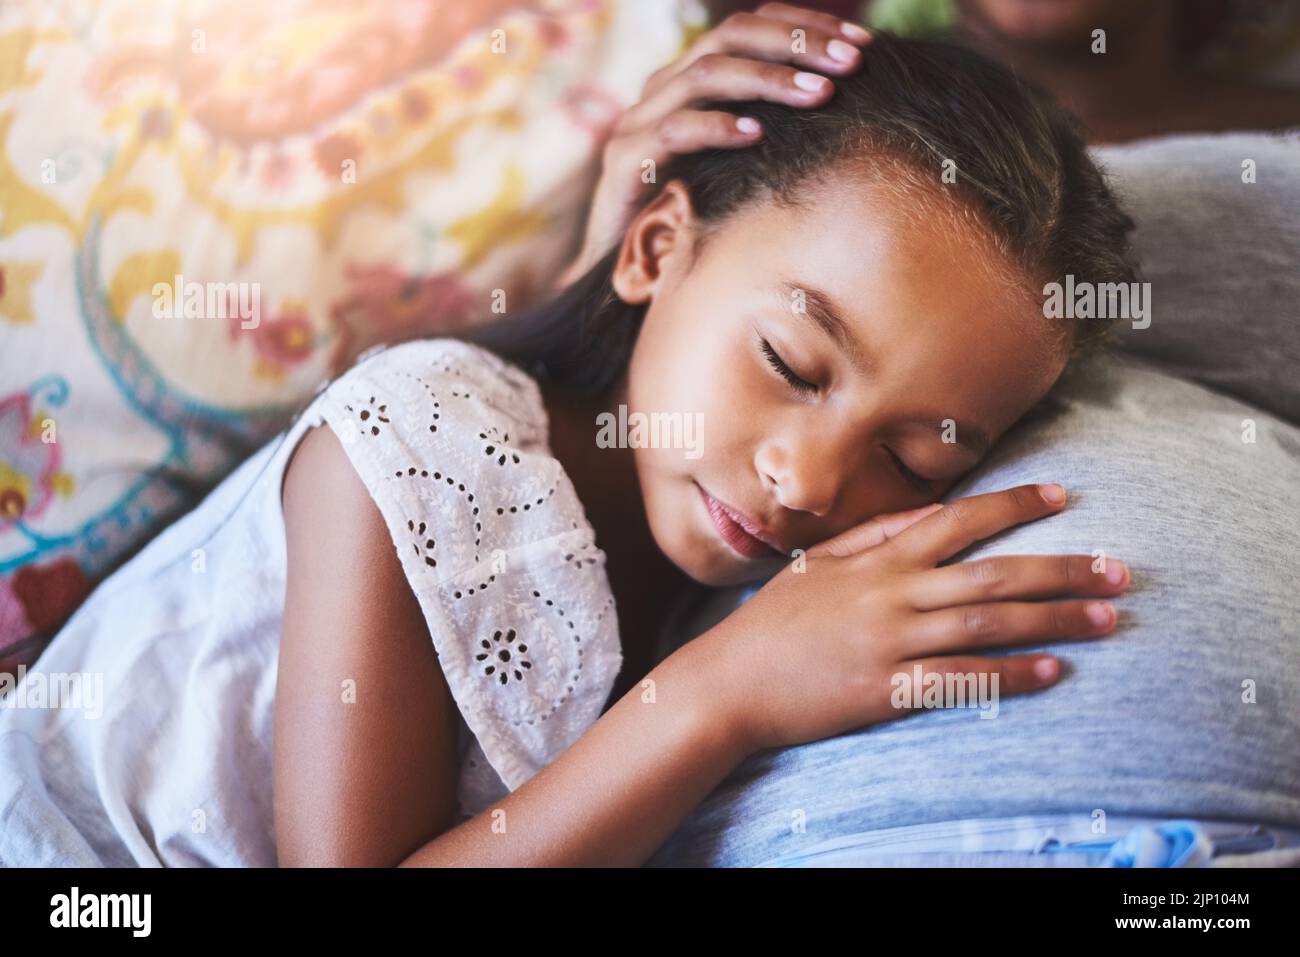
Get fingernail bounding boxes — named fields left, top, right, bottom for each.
left=1038, top=483, right=1066, bottom=505
left=827, top=38, right=858, bottom=62
left=841, top=22, right=872, bottom=42
left=794, top=71, right=828, bottom=91
left=1104, top=560, right=1129, bottom=586
left=1035, top=657, right=1059, bottom=681
left=736, top=116, right=761, bottom=135
left=1087, top=601, right=1114, bottom=627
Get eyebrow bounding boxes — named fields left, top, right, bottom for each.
left=778, top=279, right=872, bottom=378
left=776, top=279, right=992, bottom=458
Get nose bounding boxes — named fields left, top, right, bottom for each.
left=756, top=440, right=846, bottom=518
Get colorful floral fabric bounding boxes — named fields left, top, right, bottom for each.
left=0, top=0, right=697, bottom=671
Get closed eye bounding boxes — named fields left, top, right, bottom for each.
left=885, top=446, right=934, bottom=494
left=759, top=337, right=817, bottom=395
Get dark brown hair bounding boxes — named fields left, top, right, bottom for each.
left=461, top=31, right=1139, bottom=395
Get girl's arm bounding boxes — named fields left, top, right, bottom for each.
left=399, top=628, right=749, bottom=868
left=276, top=424, right=751, bottom=867
left=276, top=423, right=464, bottom=866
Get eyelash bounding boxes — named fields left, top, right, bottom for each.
left=759, top=336, right=933, bottom=493
left=886, top=447, right=934, bottom=494
left=759, top=337, right=818, bottom=395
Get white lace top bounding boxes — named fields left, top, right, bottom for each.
left=0, top=339, right=623, bottom=866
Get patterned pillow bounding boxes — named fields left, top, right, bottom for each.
left=0, top=0, right=699, bottom=672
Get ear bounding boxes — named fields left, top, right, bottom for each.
left=610, top=179, right=697, bottom=305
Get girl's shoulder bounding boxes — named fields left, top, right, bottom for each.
left=308, top=336, right=575, bottom=576
left=332, top=336, right=549, bottom=438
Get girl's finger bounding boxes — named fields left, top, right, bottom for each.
left=806, top=502, right=944, bottom=560
left=623, top=54, right=834, bottom=135
left=879, top=484, right=1068, bottom=570
left=644, top=10, right=864, bottom=99
left=905, top=598, right=1117, bottom=658
left=906, top=554, right=1131, bottom=611
left=887, top=654, right=1063, bottom=711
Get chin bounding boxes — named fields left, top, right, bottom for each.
left=682, top=553, right=775, bottom=589
left=653, top=511, right=785, bottom=589
left=675, top=553, right=779, bottom=589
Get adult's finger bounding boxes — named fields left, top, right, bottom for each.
left=753, top=2, right=874, bottom=45
left=623, top=54, right=835, bottom=134
left=611, top=108, right=765, bottom=168
left=644, top=8, right=866, bottom=99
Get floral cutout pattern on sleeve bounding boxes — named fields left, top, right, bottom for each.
left=310, top=337, right=623, bottom=813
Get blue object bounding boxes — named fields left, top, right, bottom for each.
left=1052, top=820, right=1216, bottom=867
left=1099, top=820, right=1215, bottom=867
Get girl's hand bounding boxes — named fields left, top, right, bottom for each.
left=699, top=484, right=1132, bottom=753
left=556, top=3, right=872, bottom=288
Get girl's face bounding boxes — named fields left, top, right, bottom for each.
left=614, top=173, right=1069, bottom=587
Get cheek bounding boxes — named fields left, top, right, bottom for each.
left=827, top=465, right=929, bottom=532
left=626, top=302, right=749, bottom=455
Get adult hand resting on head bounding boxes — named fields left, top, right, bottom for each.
left=556, top=2, right=873, bottom=290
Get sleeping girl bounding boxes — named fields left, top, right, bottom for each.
left=0, top=23, right=1139, bottom=867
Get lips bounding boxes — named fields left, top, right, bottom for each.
left=697, top=484, right=783, bottom=560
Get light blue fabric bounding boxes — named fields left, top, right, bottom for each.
left=753, top=815, right=1300, bottom=868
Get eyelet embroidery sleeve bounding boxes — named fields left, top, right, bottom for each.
left=311, top=339, right=623, bottom=794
